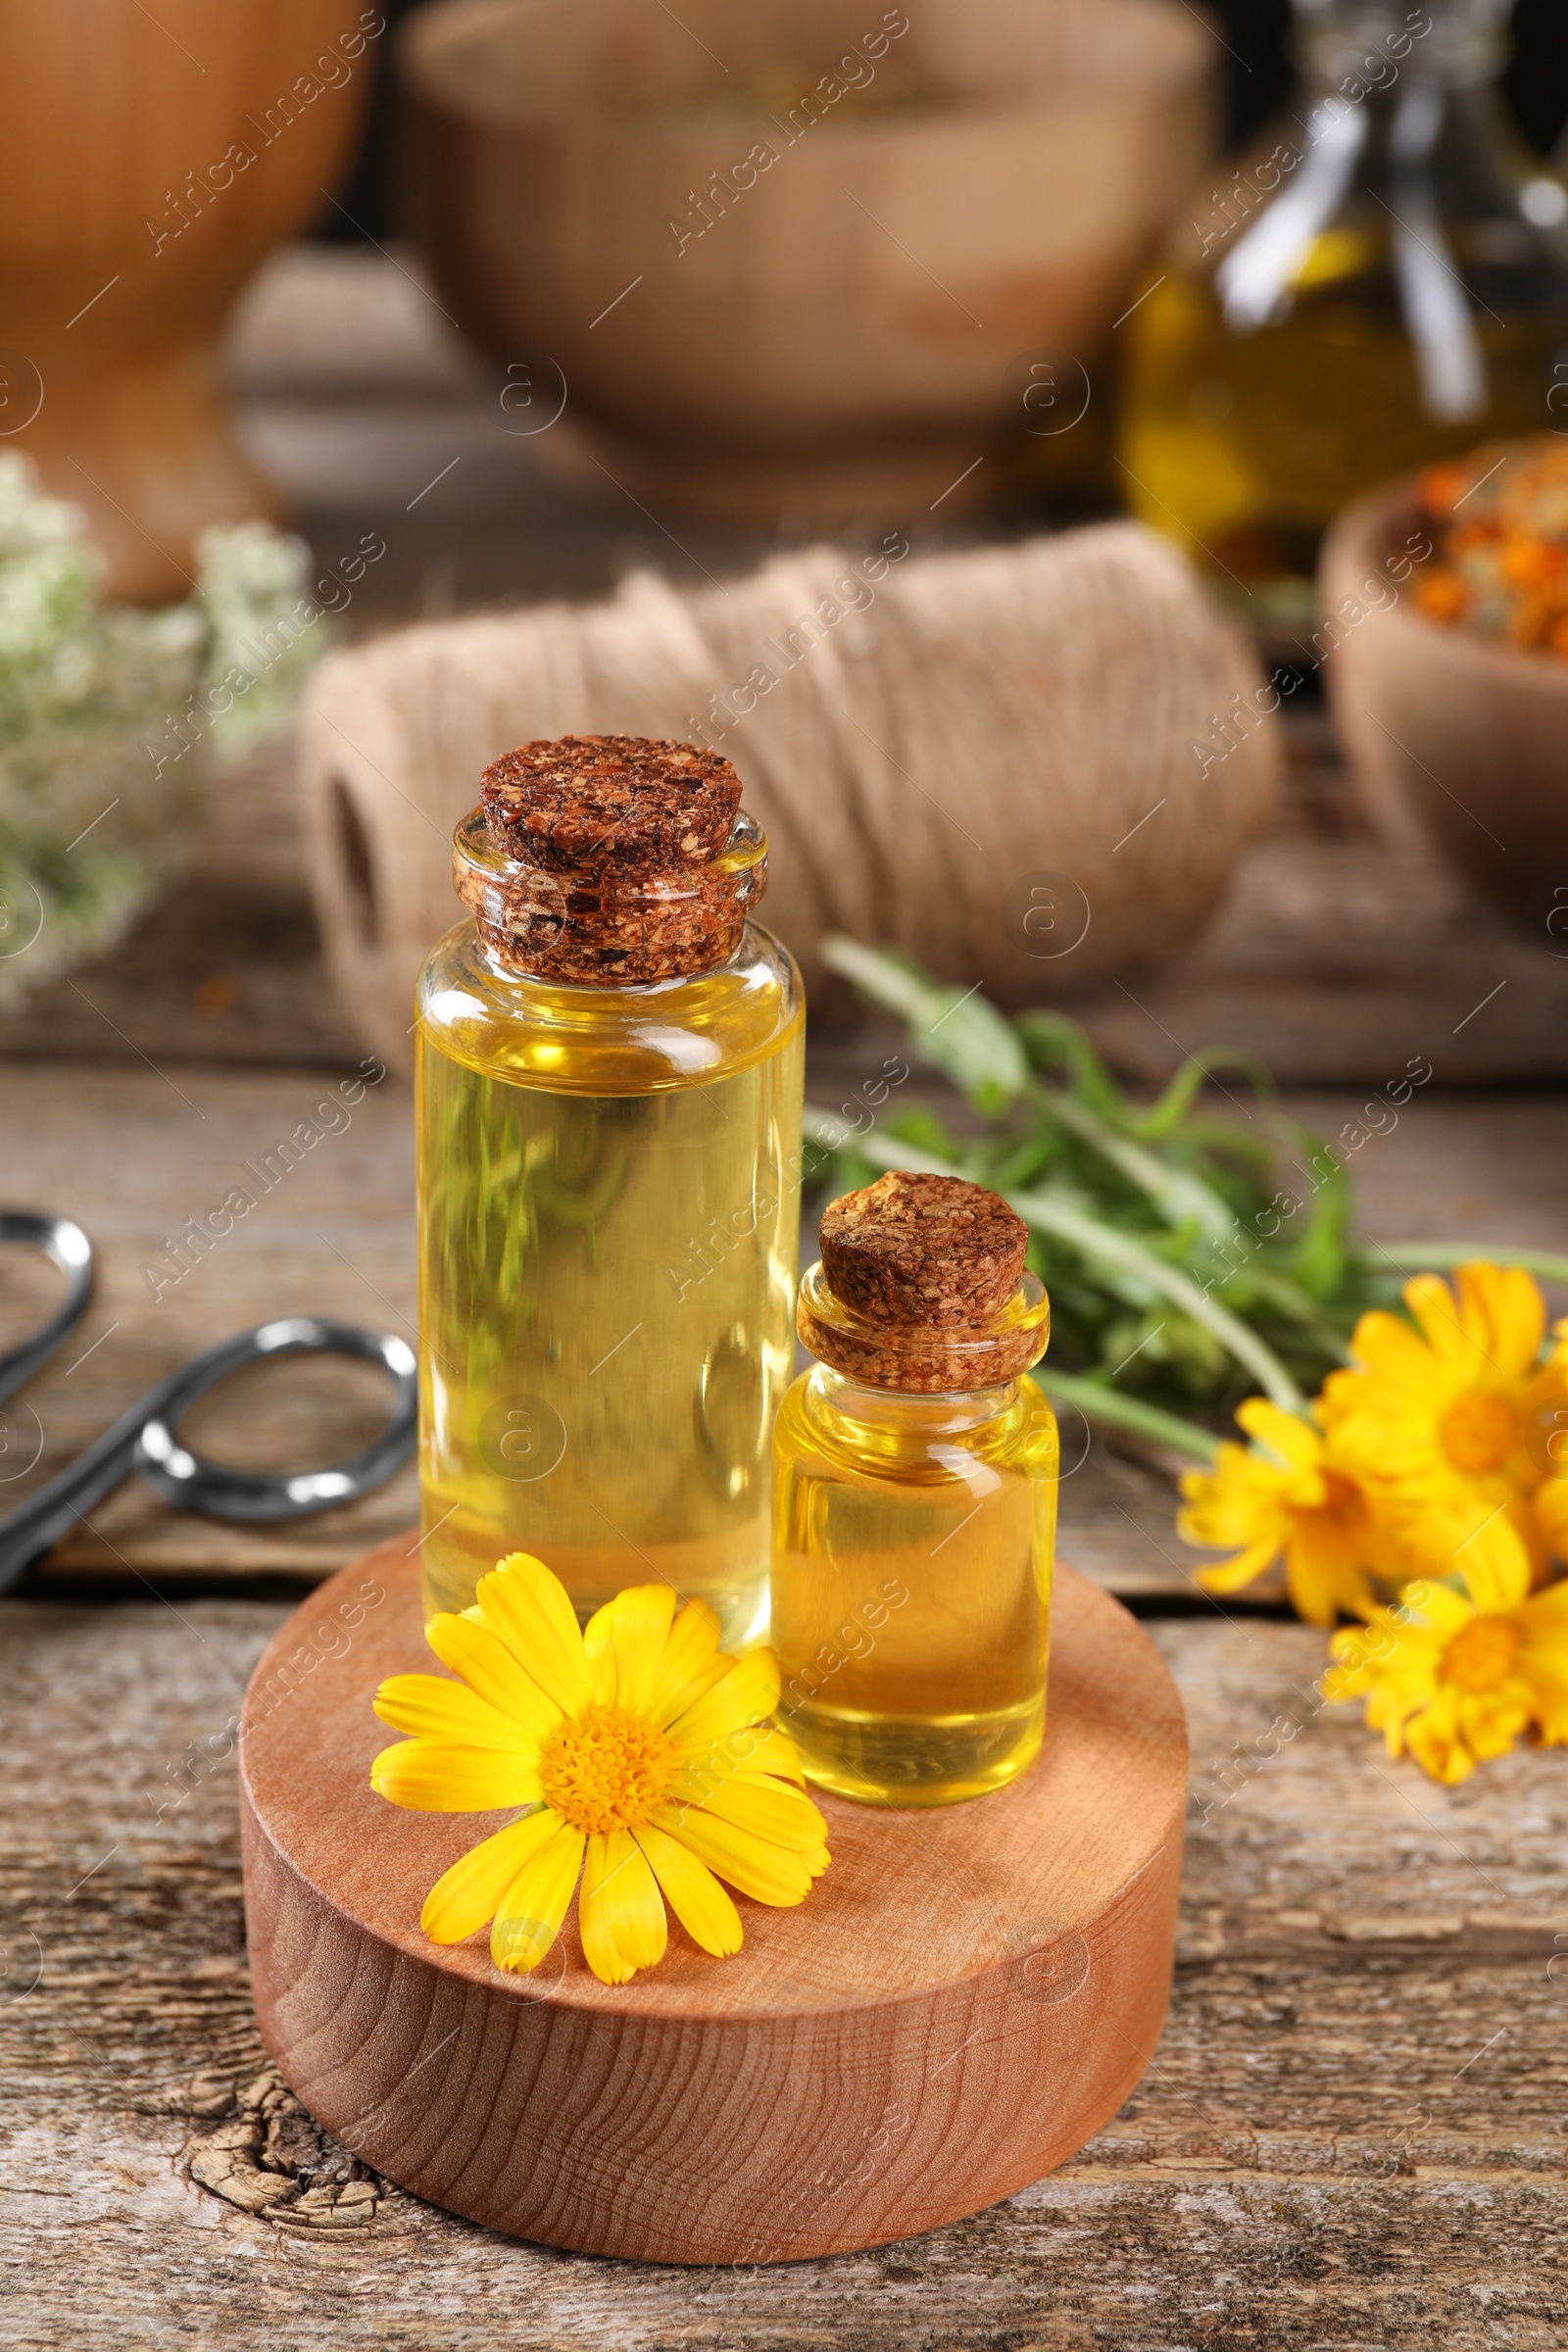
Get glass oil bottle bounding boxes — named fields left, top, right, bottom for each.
left=770, top=1171, right=1057, bottom=1806
left=1117, top=0, right=1568, bottom=622
left=415, top=736, right=804, bottom=1648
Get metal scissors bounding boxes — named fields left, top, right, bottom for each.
left=0, top=1209, right=416, bottom=1595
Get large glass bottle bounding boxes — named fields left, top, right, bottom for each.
left=1117, top=0, right=1568, bottom=620
left=415, top=738, right=805, bottom=1650
left=770, top=1174, right=1057, bottom=1808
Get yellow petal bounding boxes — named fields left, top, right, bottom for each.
left=1342, top=1307, right=1434, bottom=1387
left=370, top=1739, right=542, bottom=1812
left=424, top=1611, right=564, bottom=1740
left=373, top=1672, right=540, bottom=1751
left=1284, top=1522, right=1374, bottom=1628
left=1458, top=1687, right=1531, bottom=1760
left=1403, top=1273, right=1473, bottom=1368
left=633, top=1822, right=742, bottom=1957
left=1192, top=1540, right=1280, bottom=1595
left=749, top=1725, right=806, bottom=1782
left=678, top=1724, right=805, bottom=1787
left=667, top=1769, right=829, bottom=1853
left=1529, top=1659, right=1568, bottom=1740
left=476, top=1553, right=591, bottom=1715
left=650, top=1800, right=820, bottom=1906
left=491, top=1820, right=585, bottom=1973
left=1235, top=1397, right=1321, bottom=1473
left=579, top=1828, right=668, bottom=1984
left=1531, top=1474, right=1568, bottom=1565
left=668, top=1647, right=781, bottom=1748
left=1458, top=1260, right=1544, bottom=1377
left=1522, top=1579, right=1568, bottom=1633
left=604, top=1584, right=678, bottom=1715
left=1453, top=1510, right=1532, bottom=1615
left=1399, top=1584, right=1475, bottom=1639
left=420, top=1809, right=560, bottom=1942
left=582, top=1599, right=619, bottom=1707
left=1521, top=1640, right=1568, bottom=1691
left=1403, top=1691, right=1475, bottom=1784
left=1177, top=1443, right=1288, bottom=1547
left=648, top=1597, right=726, bottom=1726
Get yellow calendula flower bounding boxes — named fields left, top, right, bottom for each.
left=1325, top=1547, right=1568, bottom=1785
left=1320, top=1261, right=1568, bottom=1602
left=370, top=1552, right=829, bottom=1985
left=1177, top=1397, right=1389, bottom=1625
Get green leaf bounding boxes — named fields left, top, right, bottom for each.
left=1029, top=1370, right=1219, bottom=1462
left=1286, top=1134, right=1350, bottom=1300
left=1354, top=1243, right=1568, bottom=1287
left=887, top=1106, right=964, bottom=1162
left=820, top=936, right=1028, bottom=1109
left=1033, top=1084, right=1237, bottom=1240
left=1013, top=1009, right=1127, bottom=1119
left=1134, top=1047, right=1277, bottom=1141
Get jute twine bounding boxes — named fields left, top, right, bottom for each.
left=300, top=523, right=1277, bottom=1072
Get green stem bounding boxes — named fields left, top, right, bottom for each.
left=1027, top=1082, right=1236, bottom=1242
left=1032, top=1370, right=1219, bottom=1462
left=1244, top=1269, right=1353, bottom=1364
left=1008, top=1187, right=1309, bottom=1416
left=1361, top=1243, right=1568, bottom=1285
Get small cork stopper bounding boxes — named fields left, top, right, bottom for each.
left=819, top=1172, right=1029, bottom=1329
left=480, top=736, right=743, bottom=875
left=803, top=1174, right=1044, bottom=1392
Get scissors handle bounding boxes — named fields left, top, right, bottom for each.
left=0, top=1316, right=417, bottom=1596
left=0, top=1211, right=93, bottom=1403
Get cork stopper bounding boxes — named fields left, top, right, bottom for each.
left=820, top=1172, right=1029, bottom=1328
left=455, top=736, right=763, bottom=984
left=480, top=737, right=743, bottom=874
left=801, top=1173, right=1047, bottom=1392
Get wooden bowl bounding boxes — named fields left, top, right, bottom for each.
left=398, top=0, right=1214, bottom=528
left=0, top=0, right=374, bottom=603
left=1321, top=476, right=1568, bottom=942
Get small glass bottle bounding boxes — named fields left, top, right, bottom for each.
left=770, top=1172, right=1057, bottom=1807
left=415, top=736, right=804, bottom=1648
left=1117, top=0, right=1568, bottom=619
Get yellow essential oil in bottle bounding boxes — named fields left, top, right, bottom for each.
left=415, top=736, right=804, bottom=1648
left=770, top=1172, right=1056, bottom=1806
left=1117, top=0, right=1568, bottom=614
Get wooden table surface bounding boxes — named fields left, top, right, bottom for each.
left=4, top=246, right=1568, bottom=2352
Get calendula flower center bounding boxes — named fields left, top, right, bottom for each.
left=1437, top=1390, right=1517, bottom=1476
left=1440, top=1614, right=1522, bottom=1692
left=1313, top=1470, right=1362, bottom=1523
left=538, top=1704, right=676, bottom=1835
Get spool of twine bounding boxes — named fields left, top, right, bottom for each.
left=300, top=523, right=1278, bottom=1073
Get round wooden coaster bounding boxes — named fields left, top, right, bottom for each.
left=239, top=1538, right=1187, bottom=2264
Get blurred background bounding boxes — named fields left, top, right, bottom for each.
left=10, top=0, right=1568, bottom=1595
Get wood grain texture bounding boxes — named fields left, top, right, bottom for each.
left=4, top=226, right=1567, bottom=2347
left=4, top=1594, right=1567, bottom=2346
left=238, top=1539, right=1187, bottom=2261
left=8, top=1063, right=1568, bottom=1601
left=0, top=1063, right=418, bottom=1577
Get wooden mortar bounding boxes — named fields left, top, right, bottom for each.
left=398, top=0, right=1215, bottom=529
left=0, top=0, right=376, bottom=602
